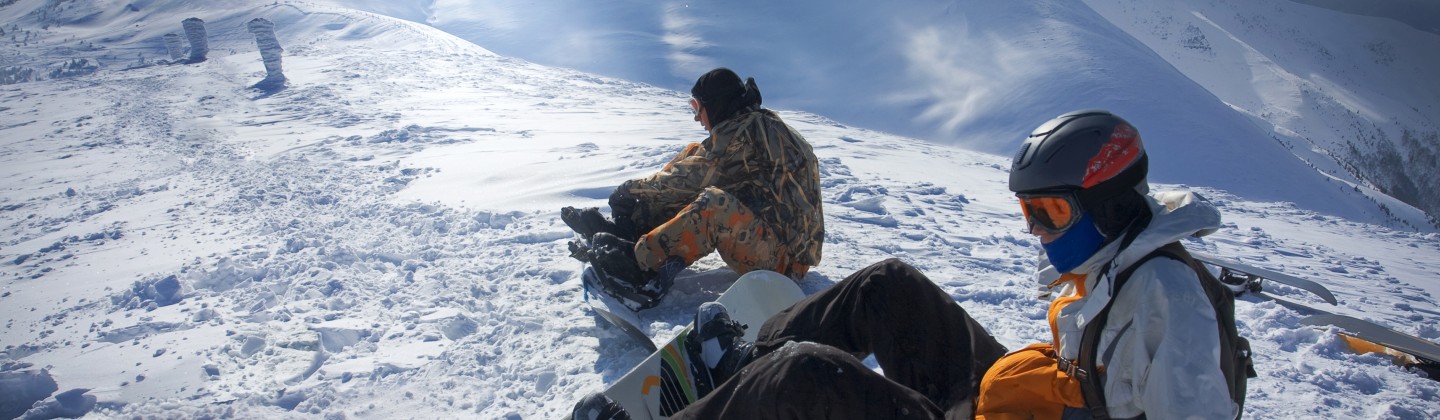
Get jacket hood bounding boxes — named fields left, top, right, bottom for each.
left=1110, top=191, right=1221, bottom=272
left=1064, top=191, right=1221, bottom=277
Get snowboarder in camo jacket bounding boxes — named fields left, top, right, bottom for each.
left=563, top=67, right=824, bottom=310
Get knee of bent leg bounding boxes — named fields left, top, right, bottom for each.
left=695, top=187, right=734, bottom=209
left=859, top=258, right=932, bottom=290
left=877, top=257, right=917, bottom=274
left=701, top=186, right=729, bottom=198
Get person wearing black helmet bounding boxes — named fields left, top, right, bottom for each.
left=994, top=109, right=1238, bottom=419
left=562, top=68, right=824, bottom=310
left=573, top=110, right=1238, bottom=420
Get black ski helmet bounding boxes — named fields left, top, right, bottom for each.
left=1009, top=109, right=1150, bottom=238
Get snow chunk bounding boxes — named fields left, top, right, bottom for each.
left=18, top=388, right=95, bottom=419
left=0, top=369, right=58, bottom=419
left=241, top=336, right=266, bottom=358
left=112, top=275, right=188, bottom=310
left=190, top=258, right=267, bottom=292
left=420, top=308, right=478, bottom=340
left=310, top=319, right=372, bottom=352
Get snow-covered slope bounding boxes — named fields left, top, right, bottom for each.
left=2, top=1, right=1439, bottom=418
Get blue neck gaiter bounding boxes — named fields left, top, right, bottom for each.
left=1042, top=212, right=1106, bottom=273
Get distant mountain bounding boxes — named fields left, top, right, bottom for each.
left=1082, top=0, right=1440, bottom=230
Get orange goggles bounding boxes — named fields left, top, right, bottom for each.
left=1018, top=192, right=1081, bottom=234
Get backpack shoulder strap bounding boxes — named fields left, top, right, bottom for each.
left=1074, top=242, right=1188, bottom=419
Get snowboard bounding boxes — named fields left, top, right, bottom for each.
left=582, top=265, right=658, bottom=352
left=1192, top=251, right=1338, bottom=305
left=600, top=270, right=805, bottom=419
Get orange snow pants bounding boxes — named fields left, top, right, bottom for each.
left=635, top=187, right=807, bottom=278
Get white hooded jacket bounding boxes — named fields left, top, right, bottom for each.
left=1042, top=191, right=1237, bottom=419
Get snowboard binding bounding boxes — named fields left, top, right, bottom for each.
left=1218, top=267, right=1262, bottom=295
left=574, top=232, right=675, bottom=312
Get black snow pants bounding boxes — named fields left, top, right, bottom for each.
left=671, top=258, right=1009, bottom=419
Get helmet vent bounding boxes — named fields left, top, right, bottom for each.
left=1011, top=142, right=1032, bottom=170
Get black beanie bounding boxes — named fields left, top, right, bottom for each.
left=691, top=68, right=762, bottom=126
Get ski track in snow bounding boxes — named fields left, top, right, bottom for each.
left=1, top=1, right=1438, bottom=418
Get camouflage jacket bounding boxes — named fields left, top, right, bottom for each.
left=624, top=108, right=824, bottom=266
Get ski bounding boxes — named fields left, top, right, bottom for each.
left=1301, top=313, right=1440, bottom=365
left=1191, top=251, right=1338, bottom=305
left=597, top=270, right=805, bottom=419
left=1194, top=255, right=1440, bottom=377
left=582, top=265, right=658, bottom=353
left=1243, top=289, right=1440, bottom=379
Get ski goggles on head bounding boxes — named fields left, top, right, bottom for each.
left=689, top=97, right=701, bottom=115
left=1017, top=191, right=1083, bottom=234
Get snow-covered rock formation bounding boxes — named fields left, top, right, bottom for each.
left=247, top=18, right=286, bottom=89
left=163, top=33, right=184, bottom=61
left=182, top=17, right=208, bottom=62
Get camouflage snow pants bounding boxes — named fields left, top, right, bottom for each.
left=635, top=187, right=809, bottom=278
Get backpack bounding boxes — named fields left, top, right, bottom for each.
left=1074, top=242, right=1257, bottom=419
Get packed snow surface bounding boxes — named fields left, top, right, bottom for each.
left=1, top=1, right=1438, bottom=418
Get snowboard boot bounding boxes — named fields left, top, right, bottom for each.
left=562, top=206, right=620, bottom=238
left=684, top=301, right=757, bottom=397
left=590, top=233, right=645, bottom=284
left=587, top=233, right=675, bottom=311
left=572, top=391, right=631, bottom=420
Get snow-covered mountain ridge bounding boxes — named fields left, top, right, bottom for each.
left=1, top=1, right=1438, bottom=418
left=1082, top=0, right=1440, bottom=234
left=314, top=0, right=1440, bottom=231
